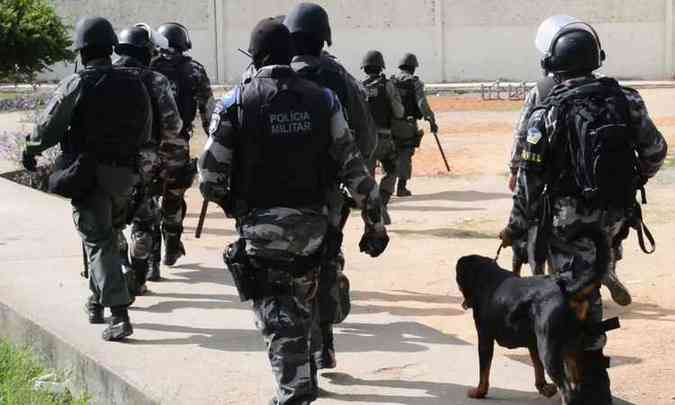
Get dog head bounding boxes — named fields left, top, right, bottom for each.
left=456, top=255, right=495, bottom=310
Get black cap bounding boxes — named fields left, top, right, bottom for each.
left=284, top=3, right=332, bottom=46
left=73, top=17, right=118, bottom=51
left=248, top=18, right=293, bottom=66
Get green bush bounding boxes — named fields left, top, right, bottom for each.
left=0, top=0, right=74, bottom=83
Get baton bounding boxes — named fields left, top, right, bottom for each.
left=195, top=199, right=209, bottom=238
left=81, top=242, right=89, bottom=279
left=432, top=131, right=451, bottom=172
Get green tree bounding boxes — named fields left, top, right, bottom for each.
left=0, top=0, right=74, bottom=83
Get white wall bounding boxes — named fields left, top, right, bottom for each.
left=45, top=0, right=675, bottom=84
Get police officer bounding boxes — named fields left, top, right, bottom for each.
left=114, top=25, right=183, bottom=294
left=21, top=17, right=153, bottom=341
left=391, top=53, right=438, bottom=197
left=361, top=50, right=404, bottom=224
left=507, top=16, right=633, bottom=305
left=199, top=18, right=388, bottom=404
left=151, top=22, right=215, bottom=268
left=501, top=20, right=667, bottom=404
left=284, top=2, right=379, bottom=370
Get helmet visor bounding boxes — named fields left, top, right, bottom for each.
left=535, top=15, right=599, bottom=54
left=135, top=23, right=169, bottom=50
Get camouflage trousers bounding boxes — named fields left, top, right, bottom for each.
left=130, top=195, right=161, bottom=261
left=160, top=186, right=188, bottom=241
left=253, top=273, right=320, bottom=405
left=368, top=131, right=398, bottom=197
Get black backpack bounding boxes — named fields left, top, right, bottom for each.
left=542, top=78, right=641, bottom=210
left=363, top=74, right=393, bottom=128
left=152, top=55, right=197, bottom=132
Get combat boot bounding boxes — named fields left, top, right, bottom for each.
left=396, top=180, right=412, bottom=197
left=603, top=269, right=631, bottom=306
left=147, top=229, right=162, bottom=281
left=578, top=349, right=613, bottom=405
left=147, top=258, right=161, bottom=282
left=317, top=323, right=336, bottom=369
left=381, top=191, right=392, bottom=225
left=163, top=238, right=185, bottom=266
left=102, top=306, right=133, bottom=341
left=85, top=296, right=104, bottom=324
left=131, top=258, right=149, bottom=296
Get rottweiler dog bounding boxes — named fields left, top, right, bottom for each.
left=456, top=228, right=611, bottom=404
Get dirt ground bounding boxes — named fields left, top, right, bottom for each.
left=2, top=89, right=674, bottom=404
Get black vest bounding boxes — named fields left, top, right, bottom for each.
left=114, top=56, right=161, bottom=144
left=393, top=75, right=422, bottom=119
left=68, top=66, right=151, bottom=166
left=294, top=58, right=349, bottom=118
left=363, top=74, right=393, bottom=128
left=231, top=66, right=333, bottom=209
left=151, top=55, right=197, bottom=134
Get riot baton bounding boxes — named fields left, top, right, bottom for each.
left=195, top=199, right=209, bottom=238
left=81, top=242, right=89, bottom=279
left=432, top=131, right=451, bottom=172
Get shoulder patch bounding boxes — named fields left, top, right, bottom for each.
left=221, top=87, right=240, bottom=109
left=527, top=127, right=543, bottom=145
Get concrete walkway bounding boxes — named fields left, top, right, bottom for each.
left=0, top=177, right=635, bottom=405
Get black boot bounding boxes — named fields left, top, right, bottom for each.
left=131, top=258, right=149, bottom=296
left=317, top=323, right=336, bottom=369
left=102, top=306, right=133, bottom=341
left=147, top=228, right=162, bottom=281
left=381, top=191, right=392, bottom=225
left=163, top=226, right=185, bottom=266
left=396, top=180, right=412, bottom=197
left=578, top=350, right=613, bottom=405
left=85, top=296, right=104, bottom=324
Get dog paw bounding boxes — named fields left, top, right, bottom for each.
left=536, top=382, right=558, bottom=398
left=467, top=387, right=487, bottom=399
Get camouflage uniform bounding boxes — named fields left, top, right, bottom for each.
left=390, top=70, right=436, bottom=189
left=507, top=77, right=667, bottom=389
left=363, top=73, right=405, bottom=199
left=509, top=78, right=636, bottom=302
left=199, top=65, right=384, bottom=405
left=114, top=56, right=183, bottom=287
left=25, top=58, right=152, bottom=309
left=291, top=52, right=379, bottom=369
left=151, top=51, right=215, bottom=264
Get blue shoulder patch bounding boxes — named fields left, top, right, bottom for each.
left=221, top=86, right=240, bottom=109
left=323, top=88, right=337, bottom=112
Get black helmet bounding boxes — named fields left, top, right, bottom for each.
left=541, top=28, right=605, bottom=74
left=157, top=22, right=192, bottom=51
left=248, top=18, right=292, bottom=66
left=117, top=26, right=153, bottom=50
left=284, top=3, right=332, bottom=46
left=73, top=17, right=117, bottom=51
left=362, top=50, right=385, bottom=69
left=398, top=53, right=419, bottom=69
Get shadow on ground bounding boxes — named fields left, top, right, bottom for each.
left=320, top=372, right=636, bottom=405
left=390, top=227, right=494, bottom=239
left=605, top=300, right=675, bottom=323
left=390, top=190, right=511, bottom=204
left=351, top=290, right=463, bottom=317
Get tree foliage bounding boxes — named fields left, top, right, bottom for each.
left=0, top=0, right=74, bottom=83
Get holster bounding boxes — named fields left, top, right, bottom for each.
left=223, top=239, right=261, bottom=302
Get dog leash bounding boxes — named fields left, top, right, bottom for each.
left=494, top=242, right=504, bottom=262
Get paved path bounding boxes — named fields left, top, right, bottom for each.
left=0, top=177, right=637, bottom=405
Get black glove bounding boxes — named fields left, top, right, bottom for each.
left=429, top=121, right=439, bottom=134
left=22, top=150, right=37, bottom=172
left=359, top=227, right=389, bottom=257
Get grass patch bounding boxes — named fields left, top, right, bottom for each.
left=0, top=340, right=89, bottom=405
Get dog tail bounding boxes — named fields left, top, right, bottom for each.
left=559, top=226, right=612, bottom=300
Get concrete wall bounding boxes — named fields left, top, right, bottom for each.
left=45, top=0, right=675, bottom=84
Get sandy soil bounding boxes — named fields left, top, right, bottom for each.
left=2, top=89, right=674, bottom=404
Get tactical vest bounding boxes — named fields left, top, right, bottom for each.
left=115, top=57, right=161, bottom=144
left=230, top=67, right=333, bottom=210
left=69, top=66, right=151, bottom=166
left=294, top=59, right=349, bottom=118
left=151, top=55, right=197, bottom=135
left=393, top=75, right=422, bottom=119
left=363, top=74, right=393, bottom=128
left=536, top=75, right=558, bottom=103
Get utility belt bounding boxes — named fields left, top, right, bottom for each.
left=224, top=239, right=320, bottom=302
